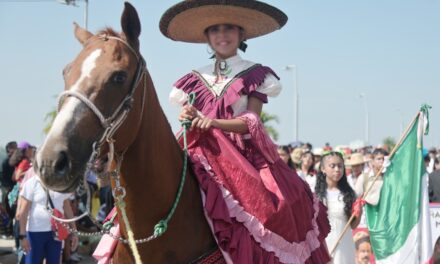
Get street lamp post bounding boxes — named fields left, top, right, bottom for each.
left=359, top=93, right=369, bottom=145
left=284, top=65, right=299, bottom=142
left=395, top=108, right=404, bottom=136
left=58, top=0, right=89, bottom=30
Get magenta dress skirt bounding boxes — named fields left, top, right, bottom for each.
left=175, top=67, right=331, bottom=264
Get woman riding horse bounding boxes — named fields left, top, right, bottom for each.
left=161, top=1, right=331, bottom=263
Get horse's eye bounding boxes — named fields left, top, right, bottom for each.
left=112, top=71, right=127, bottom=84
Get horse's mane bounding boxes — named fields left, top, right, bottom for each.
left=97, top=27, right=121, bottom=37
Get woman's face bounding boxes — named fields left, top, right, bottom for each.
left=25, top=147, right=35, bottom=159
left=351, top=163, right=364, bottom=177
left=278, top=148, right=290, bottom=164
left=301, top=153, right=314, bottom=169
left=321, top=155, right=344, bottom=186
left=372, top=154, right=385, bottom=174
left=206, top=24, right=242, bottom=59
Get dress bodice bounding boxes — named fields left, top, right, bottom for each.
left=326, top=189, right=347, bottom=221
left=325, top=189, right=356, bottom=264
left=169, top=55, right=281, bottom=118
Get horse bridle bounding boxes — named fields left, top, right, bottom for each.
left=57, top=34, right=146, bottom=171
left=48, top=34, right=147, bottom=235
left=49, top=35, right=192, bottom=257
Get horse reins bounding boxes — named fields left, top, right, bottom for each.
left=47, top=34, right=191, bottom=264
left=49, top=34, right=146, bottom=226
left=45, top=34, right=149, bottom=263
left=57, top=35, right=146, bottom=170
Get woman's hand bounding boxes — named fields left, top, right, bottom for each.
left=191, top=116, right=217, bottom=132
left=352, top=198, right=366, bottom=218
left=179, top=105, right=217, bottom=132
left=71, top=234, right=79, bottom=251
left=178, top=105, right=198, bottom=121
left=21, top=238, right=31, bottom=254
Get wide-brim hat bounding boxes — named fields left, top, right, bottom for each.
left=290, top=148, right=303, bottom=164
left=346, top=153, right=366, bottom=166
left=159, top=0, right=288, bottom=43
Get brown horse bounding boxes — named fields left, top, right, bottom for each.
left=35, top=2, right=215, bottom=263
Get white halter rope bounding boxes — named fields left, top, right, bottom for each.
left=48, top=34, right=146, bottom=264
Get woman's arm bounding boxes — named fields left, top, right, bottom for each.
left=185, top=97, right=264, bottom=134
left=18, top=197, right=31, bottom=253
left=14, top=168, right=25, bottom=182
left=63, top=199, right=76, bottom=231
left=351, top=214, right=361, bottom=229
left=64, top=199, right=79, bottom=251
left=350, top=198, right=364, bottom=229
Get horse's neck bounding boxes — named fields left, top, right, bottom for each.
left=116, top=75, right=215, bottom=262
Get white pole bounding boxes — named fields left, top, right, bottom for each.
left=59, top=0, right=88, bottom=30
left=359, top=93, right=369, bottom=145
left=285, top=65, right=299, bottom=142
left=84, top=0, right=88, bottom=30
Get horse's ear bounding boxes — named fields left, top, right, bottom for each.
left=121, top=2, right=141, bottom=50
left=74, top=22, right=93, bottom=46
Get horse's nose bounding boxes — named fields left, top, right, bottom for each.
left=54, top=151, right=70, bottom=177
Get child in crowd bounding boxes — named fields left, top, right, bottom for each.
left=315, top=151, right=361, bottom=264
left=297, top=151, right=316, bottom=190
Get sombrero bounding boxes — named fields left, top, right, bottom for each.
left=346, top=153, right=366, bottom=166
left=159, top=0, right=288, bottom=43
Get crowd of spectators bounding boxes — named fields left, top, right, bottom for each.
left=1, top=139, right=439, bottom=263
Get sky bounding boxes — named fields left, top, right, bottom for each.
left=0, top=0, right=439, bottom=150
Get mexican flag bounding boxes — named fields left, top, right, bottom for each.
left=365, top=105, right=433, bottom=264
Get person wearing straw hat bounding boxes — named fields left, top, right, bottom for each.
left=346, top=153, right=366, bottom=189
left=354, top=148, right=388, bottom=206
left=161, top=1, right=331, bottom=263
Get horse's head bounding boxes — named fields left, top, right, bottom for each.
left=36, top=2, right=145, bottom=192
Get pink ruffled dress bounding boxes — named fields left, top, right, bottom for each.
left=170, top=55, right=331, bottom=264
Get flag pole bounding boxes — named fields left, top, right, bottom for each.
left=329, top=111, right=420, bottom=256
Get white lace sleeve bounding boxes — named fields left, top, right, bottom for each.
left=169, top=87, right=188, bottom=106
left=257, top=74, right=282, bottom=97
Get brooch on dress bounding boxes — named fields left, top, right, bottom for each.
left=213, top=59, right=232, bottom=83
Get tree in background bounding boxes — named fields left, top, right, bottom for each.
left=382, top=136, right=396, bottom=152
left=260, top=111, right=279, bottom=141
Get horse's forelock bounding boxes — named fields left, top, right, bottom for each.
left=97, top=27, right=121, bottom=38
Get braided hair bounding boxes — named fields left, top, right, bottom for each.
left=315, top=151, right=356, bottom=220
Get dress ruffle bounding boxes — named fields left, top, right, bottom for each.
left=197, top=151, right=326, bottom=263
left=175, top=65, right=330, bottom=263
left=174, top=65, right=278, bottom=119
left=182, top=128, right=331, bottom=264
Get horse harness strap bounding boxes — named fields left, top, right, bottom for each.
left=50, top=35, right=146, bottom=226
left=53, top=35, right=148, bottom=263
left=189, top=247, right=226, bottom=264
left=50, top=35, right=200, bottom=263
left=57, top=34, right=146, bottom=171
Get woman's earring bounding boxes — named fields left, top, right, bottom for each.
left=206, top=45, right=214, bottom=55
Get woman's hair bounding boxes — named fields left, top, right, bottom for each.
left=300, top=151, right=315, bottom=175
left=8, top=148, right=25, bottom=167
left=278, top=145, right=295, bottom=169
left=204, top=24, right=247, bottom=53
left=372, top=148, right=389, bottom=158
left=315, top=151, right=356, bottom=219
